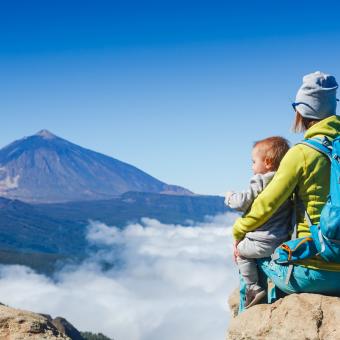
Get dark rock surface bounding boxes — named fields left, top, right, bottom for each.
left=51, top=317, right=84, bottom=340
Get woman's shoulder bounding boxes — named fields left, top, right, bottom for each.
left=290, top=142, right=310, bottom=152
left=273, top=144, right=307, bottom=178
left=278, top=142, right=329, bottom=181
left=289, top=141, right=330, bottom=161
left=282, top=142, right=323, bottom=162
left=280, top=143, right=306, bottom=162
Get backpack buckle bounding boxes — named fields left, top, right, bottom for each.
left=322, top=136, right=331, bottom=147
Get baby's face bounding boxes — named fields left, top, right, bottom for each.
left=252, top=147, right=270, bottom=175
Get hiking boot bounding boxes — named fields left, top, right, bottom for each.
left=245, top=287, right=266, bottom=309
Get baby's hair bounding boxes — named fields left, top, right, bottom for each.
left=253, top=136, right=290, bottom=171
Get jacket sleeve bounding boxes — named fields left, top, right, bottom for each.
left=232, top=147, right=304, bottom=240
left=227, top=175, right=264, bottom=212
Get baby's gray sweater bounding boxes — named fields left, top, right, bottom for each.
left=226, top=172, right=291, bottom=242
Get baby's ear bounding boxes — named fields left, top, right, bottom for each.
left=264, top=157, right=273, bottom=170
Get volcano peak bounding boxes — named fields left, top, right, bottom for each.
left=35, top=129, right=57, bottom=139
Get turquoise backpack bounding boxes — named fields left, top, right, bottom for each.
left=272, top=136, right=340, bottom=278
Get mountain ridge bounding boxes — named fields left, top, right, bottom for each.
left=0, top=130, right=192, bottom=203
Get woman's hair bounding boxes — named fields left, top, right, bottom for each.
left=292, top=111, right=320, bottom=133
left=253, top=136, right=290, bottom=171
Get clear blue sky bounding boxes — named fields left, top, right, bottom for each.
left=1, top=0, right=340, bottom=195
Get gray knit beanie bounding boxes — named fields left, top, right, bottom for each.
left=295, top=71, right=338, bottom=119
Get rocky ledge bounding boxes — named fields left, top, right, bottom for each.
left=0, top=303, right=83, bottom=339
left=227, top=290, right=340, bottom=340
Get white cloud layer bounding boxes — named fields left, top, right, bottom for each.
left=0, top=213, right=239, bottom=340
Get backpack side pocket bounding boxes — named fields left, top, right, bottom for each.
left=271, top=237, right=318, bottom=264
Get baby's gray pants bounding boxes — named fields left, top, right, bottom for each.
left=237, top=237, right=280, bottom=289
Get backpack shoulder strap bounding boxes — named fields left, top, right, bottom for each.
left=298, top=137, right=332, bottom=161
left=285, top=188, right=311, bottom=284
left=285, top=189, right=316, bottom=284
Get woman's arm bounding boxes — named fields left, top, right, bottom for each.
left=232, top=147, right=304, bottom=240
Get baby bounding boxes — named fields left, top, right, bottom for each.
left=225, top=136, right=292, bottom=308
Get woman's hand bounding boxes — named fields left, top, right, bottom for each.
left=233, top=239, right=240, bottom=263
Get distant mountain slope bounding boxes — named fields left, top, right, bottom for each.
left=34, top=191, right=229, bottom=228
left=0, top=193, right=229, bottom=273
left=0, top=130, right=191, bottom=203
left=0, top=197, right=86, bottom=255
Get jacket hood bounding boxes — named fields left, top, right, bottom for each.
left=304, top=114, right=340, bottom=140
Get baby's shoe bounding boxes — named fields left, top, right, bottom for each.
left=245, top=286, right=266, bottom=309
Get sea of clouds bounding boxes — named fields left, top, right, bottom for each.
left=0, top=213, right=239, bottom=340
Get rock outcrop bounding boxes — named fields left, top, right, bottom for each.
left=44, top=315, right=84, bottom=340
left=227, top=290, right=340, bottom=340
left=0, top=303, right=81, bottom=339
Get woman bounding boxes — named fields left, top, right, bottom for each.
left=233, top=71, right=340, bottom=313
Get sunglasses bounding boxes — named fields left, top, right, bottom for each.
left=292, top=99, right=340, bottom=112
left=291, top=102, right=303, bottom=112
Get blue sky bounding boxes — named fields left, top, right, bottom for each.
left=1, top=1, right=340, bottom=194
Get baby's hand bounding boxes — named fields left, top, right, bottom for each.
left=224, top=191, right=234, bottom=206
left=233, top=239, right=240, bottom=263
